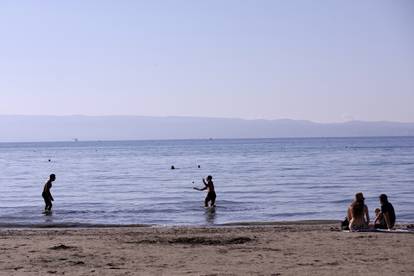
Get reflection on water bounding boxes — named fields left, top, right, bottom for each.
left=205, top=207, right=216, bottom=225
left=43, top=211, right=54, bottom=223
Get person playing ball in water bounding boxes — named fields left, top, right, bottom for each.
left=193, top=175, right=216, bottom=207
left=42, top=174, right=56, bottom=212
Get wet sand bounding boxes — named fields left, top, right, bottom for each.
left=0, top=221, right=413, bottom=275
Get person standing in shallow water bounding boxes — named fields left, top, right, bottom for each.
left=42, top=174, right=56, bottom=212
left=193, top=175, right=216, bottom=207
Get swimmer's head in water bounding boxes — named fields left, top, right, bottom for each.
left=50, top=174, right=56, bottom=181
left=206, top=175, right=213, bottom=181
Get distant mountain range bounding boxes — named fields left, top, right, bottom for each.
left=0, top=115, right=414, bottom=142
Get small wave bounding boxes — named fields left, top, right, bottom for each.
left=304, top=185, right=346, bottom=190
left=57, top=209, right=108, bottom=215
left=0, top=222, right=151, bottom=229
left=268, top=211, right=320, bottom=218
left=331, top=199, right=352, bottom=204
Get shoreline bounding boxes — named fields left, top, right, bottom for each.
left=0, top=219, right=342, bottom=229
left=2, top=219, right=414, bottom=230
left=4, top=219, right=414, bottom=231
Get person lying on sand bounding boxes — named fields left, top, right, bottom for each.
left=193, top=175, right=216, bottom=207
left=42, top=174, right=56, bottom=212
left=347, top=192, right=370, bottom=231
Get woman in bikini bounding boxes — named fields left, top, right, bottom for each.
left=348, top=192, right=370, bottom=231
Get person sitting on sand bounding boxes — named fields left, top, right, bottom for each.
left=347, top=192, right=369, bottom=231
left=193, top=175, right=216, bottom=207
left=42, top=174, right=56, bottom=212
left=375, top=194, right=396, bottom=230
left=373, top=208, right=384, bottom=226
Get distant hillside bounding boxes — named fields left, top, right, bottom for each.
left=0, top=115, right=414, bottom=142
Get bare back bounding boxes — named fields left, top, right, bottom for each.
left=349, top=204, right=369, bottom=229
left=206, top=180, right=215, bottom=193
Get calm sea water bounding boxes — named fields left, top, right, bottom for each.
left=0, top=137, right=413, bottom=227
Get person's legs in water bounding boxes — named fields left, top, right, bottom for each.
left=205, top=192, right=214, bottom=207
left=204, top=192, right=216, bottom=207
left=47, top=200, right=52, bottom=211
left=43, top=194, right=52, bottom=211
left=43, top=194, right=48, bottom=210
left=210, top=192, right=216, bottom=207
left=204, top=194, right=210, bottom=207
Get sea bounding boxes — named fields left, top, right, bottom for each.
left=0, top=137, right=413, bottom=227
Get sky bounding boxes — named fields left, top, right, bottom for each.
left=0, top=0, right=413, bottom=123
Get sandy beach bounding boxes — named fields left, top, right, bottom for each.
left=0, top=221, right=413, bottom=276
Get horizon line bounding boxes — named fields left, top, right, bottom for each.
left=1, top=114, right=414, bottom=125
left=1, top=135, right=414, bottom=144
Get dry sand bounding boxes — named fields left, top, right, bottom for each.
left=0, top=222, right=413, bottom=276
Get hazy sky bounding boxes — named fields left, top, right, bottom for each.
left=0, top=0, right=413, bottom=123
